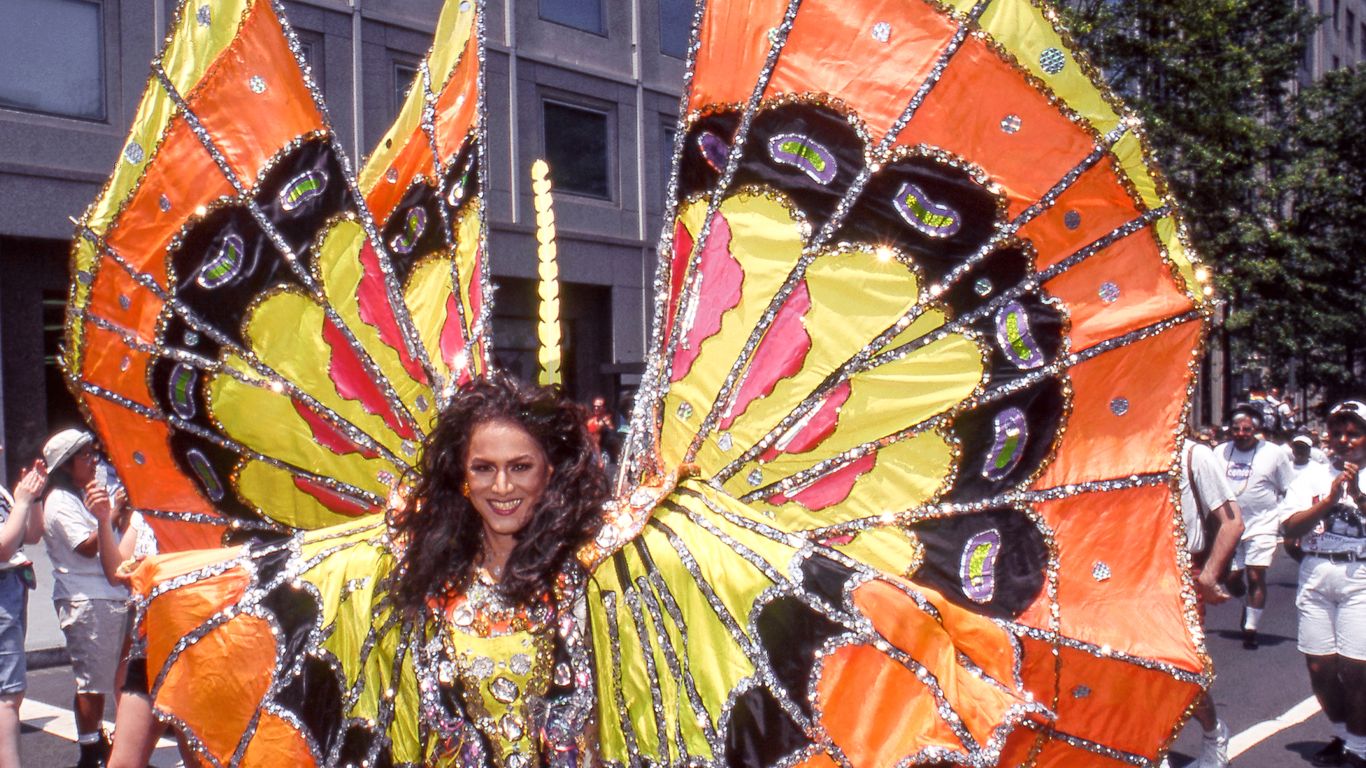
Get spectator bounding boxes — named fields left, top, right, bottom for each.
left=585, top=396, right=616, bottom=465
left=1290, top=433, right=1330, bottom=478
left=1163, top=436, right=1244, bottom=768
left=86, top=480, right=179, bottom=768
left=1280, top=399, right=1366, bottom=768
left=1214, top=405, right=1295, bottom=649
left=39, top=429, right=129, bottom=768
left=0, top=448, right=47, bottom=768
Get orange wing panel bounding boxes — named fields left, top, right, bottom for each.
left=159, top=614, right=279, bottom=765
left=82, top=398, right=221, bottom=524
left=365, top=130, right=437, bottom=228
left=84, top=266, right=164, bottom=347
left=1053, top=645, right=1200, bottom=759
left=1019, top=157, right=1143, bottom=272
left=138, top=551, right=249, bottom=666
left=79, top=323, right=157, bottom=409
left=432, top=29, right=480, bottom=166
left=816, top=644, right=964, bottom=765
left=188, top=4, right=323, bottom=188
left=103, top=117, right=235, bottom=281
left=897, top=35, right=1094, bottom=218
left=1034, top=321, right=1198, bottom=489
left=1045, top=228, right=1194, bottom=353
left=691, top=0, right=793, bottom=109
left=763, top=1, right=956, bottom=139
left=1034, top=485, right=1200, bottom=671
left=241, top=712, right=316, bottom=767
left=1030, top=738, right=1137, bottom=768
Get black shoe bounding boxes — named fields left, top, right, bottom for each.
left=1311, top=737, right=1346, bottom=767
left=74, top=744, right=105, bottom=768
left=1342, top=749, right=1366, bottom=768
left=1241, top=629, right=1259, bottom=649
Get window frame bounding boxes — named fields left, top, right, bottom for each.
left=540, top=97, right=616, bottom=202
left=659, top=0, right=697, bottom=59
left=0, top=0, right=108, bottom=122
left=538, top=0, right=606, bottom=36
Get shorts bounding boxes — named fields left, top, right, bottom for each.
left=1233, top=531, right=1279, bottom=570
left=1295, top=556, right=1366, bottom=660
left=0, top=570, right=28, bottom=695
left=55, top=598, right=128, bottom=695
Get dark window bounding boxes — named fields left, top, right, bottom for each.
left=661, top=123, right=678, bottom=194
left=394, top=60, right=419, bottom=120
left=543, top=101, right=612, bottom=199
left=295, top=31, right=324, bottom=89
left=1332, top=54, right=1341, bottom=68
left=1347, top=11, right=1356, bottom=45
left=660, top=0, right=697, bottom=58
left=0, top=0, right=104, bottom=120
left=1333, top=0, right=1340, bottom=28
left=540, top=0, right=604, bottom=35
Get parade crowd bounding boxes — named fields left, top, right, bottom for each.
left=0, top=387, right=1361, bottom=768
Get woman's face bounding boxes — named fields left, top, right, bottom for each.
left=463, top=419, right=554, bottom=548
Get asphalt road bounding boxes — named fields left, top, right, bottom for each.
left=14, top=552, right=1335, bottom=767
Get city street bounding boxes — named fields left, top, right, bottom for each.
left=13, top=550, right=1339, bottom=767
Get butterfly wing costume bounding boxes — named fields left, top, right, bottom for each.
left=63, top=0, right=1215, bottom=766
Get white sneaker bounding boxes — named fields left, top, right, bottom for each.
left=1195, top=719, right=1230, bottom=768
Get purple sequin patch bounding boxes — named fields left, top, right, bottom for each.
left=767, top=132, right=837, bottom=185
left=893, top=182, right=961, bottom=238
left=982, top=407, right=1028, bottom=481
left=995, top=301, right=1045, bottom=369
left=697, top=130, right=730, bottom=173
left=960, top=529, right=1002, bottom=604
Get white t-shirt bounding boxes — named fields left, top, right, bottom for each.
left=127, top=511, right=158, bottom=560
left=1279, top=462, right=1365, bottom=557
left=1214, top=440, right=1295, bottom=534
left=1179, top=440, right=1238, bottom=553
left=41, top=488, right=128, bottom=602
left=0, top=488, right=31, bottom=570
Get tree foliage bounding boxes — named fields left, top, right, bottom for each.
left=1059, top=0, right=1363, bottom=397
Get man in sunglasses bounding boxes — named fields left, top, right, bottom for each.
left=1214, top=403, right=1295, bottom=649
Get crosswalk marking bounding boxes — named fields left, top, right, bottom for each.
left=20, top=697, right=178, bottom=748
left=1230, top=695, right=1322, bottom=758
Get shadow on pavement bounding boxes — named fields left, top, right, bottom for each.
left=1208, top=629, right=1296, bottom=648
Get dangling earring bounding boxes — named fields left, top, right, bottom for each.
left=461, top=480, right=471, bottom=497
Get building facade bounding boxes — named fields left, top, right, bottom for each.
left=1301, top=0, right=1365, bottom=81
left=0, top=0, right=695, bottom=482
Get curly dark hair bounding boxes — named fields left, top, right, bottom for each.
left=389, top=375, right=607, bottom=614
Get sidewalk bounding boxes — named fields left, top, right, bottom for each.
left=25, top=546, right=69, bottom=667
left=24, top=543, right=69, bottom=664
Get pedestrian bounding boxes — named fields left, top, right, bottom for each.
left=1280, top=399, right=1366, bottom=768
left=84, top=480, right=192, bottom=768
left=1290, top=432, right=1330, bottom=477
left=0, top=450, right=47, bottom=768
left=1214, top=404, right=1295, bottom=648
left=39, top=429, right=129, bottom=768
left=585, top=395, right=616, bottom=465
left=1162, top=435, right=1245, bottom=768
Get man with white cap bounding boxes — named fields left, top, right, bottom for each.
left=39, top=428, right=128, bottom=768
left=1281, top=399, right=1366, bottom=767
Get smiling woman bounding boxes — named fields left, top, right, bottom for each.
left=389, top=375, right=605, bottom=612
left=385, top=374, right=607, bottom=764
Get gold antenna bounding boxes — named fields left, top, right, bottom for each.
left=531, top=159, right=563, bottom=386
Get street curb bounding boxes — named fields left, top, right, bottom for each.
left=26, top=647, right=70, bottom=671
